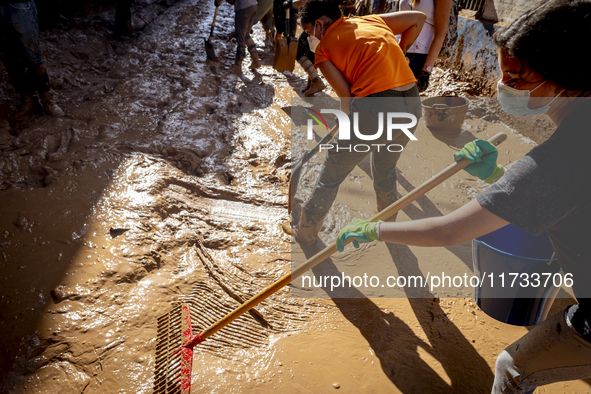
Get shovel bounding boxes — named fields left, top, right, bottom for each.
left=158, top=132, right=507, bottom=394
left=273, top=8, right=298, bottom=72
left=204, top=5, right=219, bottom=62
left=289, top=123, right=339, bottom=213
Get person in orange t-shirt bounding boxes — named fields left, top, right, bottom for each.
left=314, top=14, right=419, bottom=98
left=293, top=0, right=426, bottom=244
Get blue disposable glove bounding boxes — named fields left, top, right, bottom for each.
left=454, top=139, right=504, bottom=184
left=336, top=219, right=381, bottom=252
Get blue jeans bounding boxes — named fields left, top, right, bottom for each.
left=0, top=0, right=50, bottom=94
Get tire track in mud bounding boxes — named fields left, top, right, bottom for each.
left=163, top=183, right=285, bottom=224
left=145, top=161, right=321, bottom=334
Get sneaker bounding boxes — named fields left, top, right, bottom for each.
left=39, top=91, right=64, bottom=117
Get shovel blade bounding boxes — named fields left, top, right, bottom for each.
left=204, top=38, right=218, bottom=62
left=273, top=37, right=298, bottom=73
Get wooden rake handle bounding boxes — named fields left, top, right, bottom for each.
left=372, top=132, right=507, bottom=222
left=188, top=132, right=508, bottom=346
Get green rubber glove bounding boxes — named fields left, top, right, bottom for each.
left=454, top=139, right=504, bottom=184
left=336, top=219, right=381, bottom=252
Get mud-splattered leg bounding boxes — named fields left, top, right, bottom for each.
left=493, top=307, right=591, bottom=393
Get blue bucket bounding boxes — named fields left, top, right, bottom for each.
left=472, top=224, right=561, bottom=326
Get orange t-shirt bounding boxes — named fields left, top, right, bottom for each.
left=314, top=15, right=417, bottom=97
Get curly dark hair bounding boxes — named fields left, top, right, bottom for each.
left=299, top=0, right=342, bottom=25
left=493, top=0, right=591, bottom=91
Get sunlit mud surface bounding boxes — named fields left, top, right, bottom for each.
left=1, top=1, right=590, bottom=393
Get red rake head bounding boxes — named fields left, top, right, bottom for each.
left=175, top=303, right=205, bottom=394
left=161, top=304, right=206, bottom=394
left=154, top=283, right=269, bottom=394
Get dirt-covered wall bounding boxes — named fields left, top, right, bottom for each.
left=445, top=1, right=550, bottom=93
left=445, top=10, right=557, bottom=144
left=481, top=0, right=547, bottom=24
left=444, top=13, right=501, bottom=95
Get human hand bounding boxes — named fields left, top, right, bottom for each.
left=417, top=69, right=430, bottom=92
left=454, top=140, right=504, bottom=184
left=214, top=0, right=221, bottom=6
left=283, top=0, right=292, bottom=9
left=336, top=219, right=381, bottom=252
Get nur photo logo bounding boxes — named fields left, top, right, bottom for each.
left=303, top=107, right=418, bottom=153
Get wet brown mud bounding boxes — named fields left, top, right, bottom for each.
left=0, top=1, right=589, bottom=393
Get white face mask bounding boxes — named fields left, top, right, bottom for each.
left=497, top=80, right=562, bottom=116
left=307, top=23, right=322, bottom=53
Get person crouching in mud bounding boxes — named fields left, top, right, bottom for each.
left=293, top=0, right=426, bottom=244
left=336, top=1, right=591, bottom=392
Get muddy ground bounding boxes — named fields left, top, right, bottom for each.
left=0, top=1, right=589, bottom=393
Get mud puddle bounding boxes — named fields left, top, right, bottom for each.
left=1, top=1, right=589, bottom=393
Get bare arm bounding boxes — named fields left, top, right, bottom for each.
left=378, top=11, right=426, bottom=53
left=423, top=0, right=452, bottom=70
left=318, top=60, right=353, bottom=113
left=377, top=199, right=509, bottom=246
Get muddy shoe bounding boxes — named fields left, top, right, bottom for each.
left=249, top=54, right=262, bottom=70
left=304, top=77, right=326, bottom=97
left=298, top=56, right=326, bottom=97
left=292, top=226, right=319, bottom=245
left=12, top=94, right=37, bottom=120
left=293, top=209, right=323, bottom=245
left=302, top=77, right=311, bottom=93
left=231, top=61, right=242, bottom=74
left=39, top=91, right=64, bottom=117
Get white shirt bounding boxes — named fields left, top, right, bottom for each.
left=399, top=0, right=435, bottom=54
